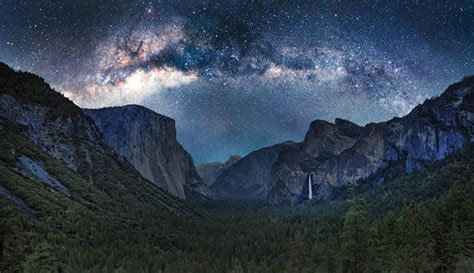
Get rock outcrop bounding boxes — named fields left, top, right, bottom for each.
left=84, top=106, right=213, bottom=200
left=211, top=142, right=294, bottom=200
left=196, top=155, right=242, bottom=186
left=18, top=154, right=70, bottom=196
left=268, top=76, right=474, bottom=204
left=267, top=119, right=364, bottom=203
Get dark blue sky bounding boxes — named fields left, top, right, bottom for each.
left=1, top=0, right=473, bottom=163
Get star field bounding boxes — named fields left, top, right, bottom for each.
left=1, top=0, right=473, bottom=163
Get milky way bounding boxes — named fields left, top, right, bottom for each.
left=1, top=0, right=473, bottom=162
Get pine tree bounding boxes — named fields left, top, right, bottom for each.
left=393, top=203, right=435, bottom=273
left=433, top=183, right=474, bottom=272
left=370, top=212, right=397, bottom=271
left=341, top=201, right=369, bottom=273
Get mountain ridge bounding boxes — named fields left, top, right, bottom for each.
left=196, top=155, right=242, bottom=186
left=213, top=75, right=474, bottom=204
left=0, top=62, right=192, bottom=214
left=211, top=141, right=295, bottom=200
left=270, top=75, right=473, bottom=203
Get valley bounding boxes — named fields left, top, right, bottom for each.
left=0, top=62, right=473, bottom=272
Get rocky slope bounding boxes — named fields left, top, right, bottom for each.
left=84, top=106, right=212, bottom=200
left=196, top=155, right=241, bottom=186
left=211, top=142, right=294, bottom=200
left=0, top=62, right=190, bottom=214
left=208, top=76, right=474, bottom=203
left=268, top=76, right=474, bottom=204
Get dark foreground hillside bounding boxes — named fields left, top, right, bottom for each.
left=1, top=145, right=473, bottom=272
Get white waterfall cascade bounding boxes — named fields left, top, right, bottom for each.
left=308, top=173, right=313, bottom=200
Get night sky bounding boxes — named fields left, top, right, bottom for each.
left=1, top=0, right=473, bottom=163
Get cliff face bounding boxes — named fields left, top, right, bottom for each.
left=205, top=76, right=473, bottom=204
left=267, top=119, right=364, bottom=203
left=0, top=64, right=104, bottom=177
left=84, top=106, right=212, bottom=200
left=211, top=142, right=294, bottom=200
left=268, top=76, right=474, bottom=204
left=0, top=62, right=190, bottom=214
left=196, top=155, right=242, bottom=186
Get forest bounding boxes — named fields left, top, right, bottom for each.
left=1, top=144, right=473, bottom=272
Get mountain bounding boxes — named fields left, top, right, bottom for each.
left=211, top=142, right=294, bottom=200
left=268, top=75, right=474, bottom=204
left=208, top=76, right=474, bottom=203
left=1, top=61, right=472, bottom=272
left=84, top=106, right=212, bottom=200
left=0, top=62, right=190, bottom=214
left=196, top=155, right=241, bottom=186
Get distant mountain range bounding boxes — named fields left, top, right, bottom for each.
left=210, top=142, right=293, bottom=200
left=196, top=155, right=242, bottom=186
left=212, top=76, right=474, bottom=204
left=0, top=61, right=472, bottom=210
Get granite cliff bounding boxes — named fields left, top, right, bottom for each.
left=196, top=155, right=242, bottom=186
left=208, top=76, right=474, bottom=204
left=84, top=106, right=212, bottom=200
left=268, top=76, right=474, bottom=203
left=211, top=142, right=294, bottom=200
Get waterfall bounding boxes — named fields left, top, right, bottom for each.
left=308, top=173, right=313, bottom=200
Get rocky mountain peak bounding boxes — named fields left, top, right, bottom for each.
left=211, top=142, right=294, bottom=200
left=226, top=155, right=243, bottom=164
left=196, top=155, right=242, bottom=186
left=303, top=119, right=359, bottom=158
left=84, top=105, right=212, bottom=200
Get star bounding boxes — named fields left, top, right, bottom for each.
left=0, top=0, right=472, bottom=163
